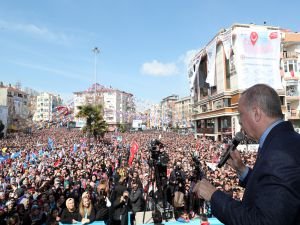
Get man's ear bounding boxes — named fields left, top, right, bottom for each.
left=252, top=106, right=262, bottom=122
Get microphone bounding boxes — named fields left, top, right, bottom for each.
left=217, top=132, right=244, bottom=168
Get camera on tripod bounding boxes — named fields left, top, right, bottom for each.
left=148, top=139, right=168, bottom=167
left=190, top=155, right=204, bottom=181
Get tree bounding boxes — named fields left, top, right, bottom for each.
left=118, top=123, right=127, bottom=133
left=76, top=104, right=108, bottom=143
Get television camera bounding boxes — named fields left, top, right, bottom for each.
left=189, top=155, right=205, bottom=182
left=148, top=139, right=169, bottom=167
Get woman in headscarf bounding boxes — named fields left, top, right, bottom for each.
left=60, top=198, right=79, bottom=224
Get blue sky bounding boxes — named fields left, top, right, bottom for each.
left=0, top=0, right=299, bottom=108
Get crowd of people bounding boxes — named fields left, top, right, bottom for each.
left=0, top=124, right=258, bottom=225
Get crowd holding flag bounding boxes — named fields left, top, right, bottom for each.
left=128, top=140, right=139, bottom=166
left=48, top=137, right=54, bottom=150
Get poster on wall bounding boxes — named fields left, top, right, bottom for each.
left=234, top=28, right=283, bottom=90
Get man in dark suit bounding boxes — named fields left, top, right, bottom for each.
left=193, top=84, right=300, bottom=225
left=129, top=181, right=145, bottom=225
left=111, top=190, right=130, bottom=225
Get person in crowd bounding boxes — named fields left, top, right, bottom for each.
left=152, top=210, right=164, bottom=225
left=111, top=190, right=130, bottom=225
left=193, top=84, right=300, bottom=225
left=30, top=204, right=47, bottom=225
left=95, top=193, right=110, bottom=224
left=200, top=214, right=210, bottom=225
left=60, top=198, right=79, bottom=224
left=46, top=208, right=60, bottom=224
left=128, top=170, right=143, bottom=191
left=6, top=214, right=20, bottom=225
left=78, top=193, right=95, bottom=224
left=110, top=176, right=127, bottom=204
left=129, top=181, right=145, bottom=225
left=94, top=181, right=111, bottom=224
left=176, top=210, right=190, bottom=223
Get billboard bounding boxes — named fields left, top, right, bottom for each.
left=132, top=119, right=142, bottom=129
left=234, top=27, right=282, bottom=89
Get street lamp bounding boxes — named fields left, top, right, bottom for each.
left=92, top=47, right=100, bottom=104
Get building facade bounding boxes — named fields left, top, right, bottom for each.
left=33, top=92, right=62, bottom=122
left=0, top=83, right=30, bottom=131
left=160, top=94, right=179, bottom=130
left=189, top=23, right=300, bottom=140
left=148, top=104, right=162, bottom=129
left=0, top=106, right=8, bottom=135
left=174, top=96, right=193, bottom=132
left=73, top=84, right=135, bottom=130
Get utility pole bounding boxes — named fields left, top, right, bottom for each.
left=92, top=47, right=100, bottom=104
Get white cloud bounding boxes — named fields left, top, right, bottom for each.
left=140, top=49, right=200, bottom=77
left=0, top=19, right=69, bottom=44
left=141, top=60, right=179, bottom=76
left=179, top=49, right=199, bottom=68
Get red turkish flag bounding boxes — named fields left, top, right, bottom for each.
left=129, top=141, right=139, bottom=166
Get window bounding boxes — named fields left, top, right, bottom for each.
left=224, top=98, right=231, bottom=107
left=207, top=119, right=214, bottom=128
left=284, top=63, right=288, bottom=72
left=284, top=60, right=299, bottom=72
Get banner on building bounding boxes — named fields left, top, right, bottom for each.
left=219, top=28, right=232, bottom=59
left=206, top=38, right=217, bottom=86
left=234, top=28, right=282, bottom=89
left=188, top=51, right=203, bottom=97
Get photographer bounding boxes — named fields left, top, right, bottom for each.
left=169, top=162, right=186, bottom=193
left=111, top=190, right=130, bottom=225
left=95, top=183, right=111, bottom=224
left=169, top=162, right=186, bottom=211
left=189, top=155, right=205, bottom=216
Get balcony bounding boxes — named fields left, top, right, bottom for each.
left=219, top=127, right=232, bottom=133
left=196, top=127, right=214, bottom=134
left=281, top=51, right=298, bottom=59
left=286, top=110, right=300, bottom=119
left=286, top=86, right=299, bottom=101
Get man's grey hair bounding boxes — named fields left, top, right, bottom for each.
left=241, top=84, right=283, bottom=119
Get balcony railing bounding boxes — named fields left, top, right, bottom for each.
left=196, top=127, right=214, bottom=134
left=286, top=110, right=300, bottom=119
left=219, top=127, right=232, bottom=133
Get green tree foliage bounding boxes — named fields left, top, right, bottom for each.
left=76, top=104, right=108, bottom=141
left=118, top=123, right=127, bottom=133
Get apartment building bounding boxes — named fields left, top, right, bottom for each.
left=148, top=104, right=161, bottom=129
left=189, top=23, right=300, bottom=140
left=0, top=83, right=30, bottom=132
left=160, top=94, right=179, bottom=130
left=33, top=92, right=62, bottom=122
left=73, top=84, right=135, bottom=130
left=174, top=96, right=193, bottom=132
